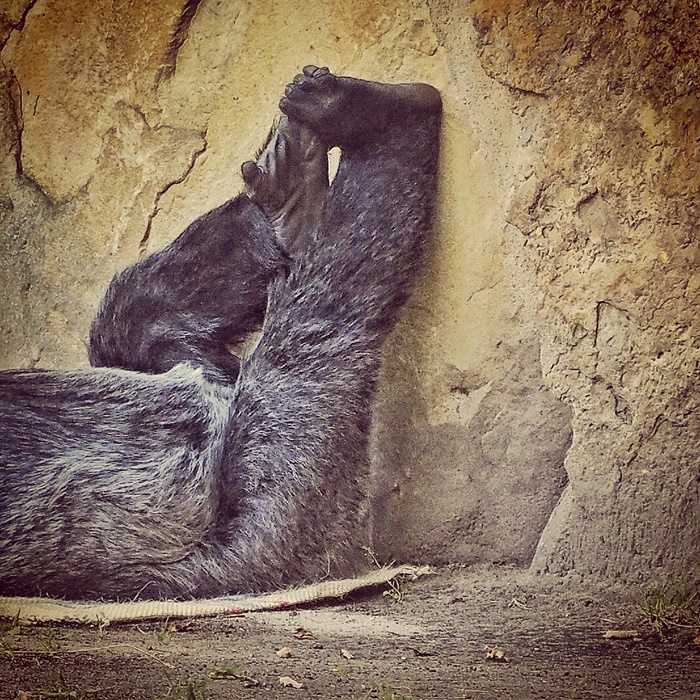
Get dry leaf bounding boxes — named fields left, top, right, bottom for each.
left=276, top=646, right=293, bottom=658
left=208, top=668, right=259, bottom=686
left=340, top=648, right=354, bottom=659
left=408, top=646, right=436, bottom=657
left=293, top=627, right=314, bottom=639
left=279, top=676, right=304, bottom=689
left=602, top=630, right=639, bottom=640
left=484, top=645, right=508, bottom=662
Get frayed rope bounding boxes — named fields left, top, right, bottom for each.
left=0, top=565, right=430, bottom=625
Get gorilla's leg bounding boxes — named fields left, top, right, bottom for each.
left=88, top=67, right=442, bottom=596
left=195, top=67, right=443, bottom=592
left=88, top=195, right=283, bottom=382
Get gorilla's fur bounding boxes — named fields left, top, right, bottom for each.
left=0, top=67, right=441, bottom=599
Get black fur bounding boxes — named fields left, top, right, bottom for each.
left=0, top=67, right=441, bottom=599
left=88, top=195, right=283, bottom=383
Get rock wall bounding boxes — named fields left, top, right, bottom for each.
left=0, top=0, right=697, bottom=583
left=464, top=0, right=700, bottom=582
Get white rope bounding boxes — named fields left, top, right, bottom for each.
left=0, top=565, right=428, bottom=625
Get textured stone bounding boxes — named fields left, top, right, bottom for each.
left=466, top=0, right=700, bottom=582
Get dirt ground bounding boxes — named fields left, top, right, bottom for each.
left=2, top=566, right=699, bottom=700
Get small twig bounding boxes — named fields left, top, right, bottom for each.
left=9, top=642, right=174, bottom=669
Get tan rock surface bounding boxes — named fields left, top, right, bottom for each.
left=466, top=0, right=700, bottom=580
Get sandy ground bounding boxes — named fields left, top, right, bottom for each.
left=2, top=566, right=699, bottom=700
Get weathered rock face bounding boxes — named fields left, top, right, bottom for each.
left=464, top=0, right=700, bottom=582
left=0, top=0, right=697, bottom=583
